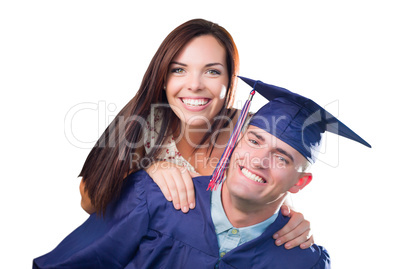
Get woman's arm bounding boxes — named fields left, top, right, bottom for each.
left=80, top=178, right=96, bottom=214
left=79, top=145, right=145, bottom=214
left=146, top=161, right=197, bottom=213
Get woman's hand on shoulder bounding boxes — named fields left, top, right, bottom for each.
left=145, top=161, right=197, bottom=213
left=273, top=204, right=314, bottom=249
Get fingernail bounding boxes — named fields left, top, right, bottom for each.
left=301, top=243, right=306, bottom=249
left=276, top=239, right=281, bottom=245
left=182, top=206, right=188, bottom=213
left=273, top=233, right=278, bottom=239
left=189, top=203, right=195, bottom=209
left=167, top=196, right=172, bottom=201
left=175, top=203, right=180, bottom=210
left=285, top=243, right=291, bottom=249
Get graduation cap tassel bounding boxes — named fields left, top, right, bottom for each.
left=207, top=89, right=255, bottom=191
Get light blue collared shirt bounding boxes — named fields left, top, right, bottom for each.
left=211, top=181, right=278, bottom=259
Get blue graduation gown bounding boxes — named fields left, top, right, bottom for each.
left=33, top=170, right=330, bottom=268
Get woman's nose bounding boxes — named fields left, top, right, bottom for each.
left=186, top=73, right=204, bottom=91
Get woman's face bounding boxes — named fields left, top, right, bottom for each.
left=166, top=35, right=229, bottom=129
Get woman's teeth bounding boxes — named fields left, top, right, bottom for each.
left=241, top=167, right=265, bottom=183
left=181, top=98, right=209, bottom=107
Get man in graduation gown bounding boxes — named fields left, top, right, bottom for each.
left=33, top=76, right=370, bottom=268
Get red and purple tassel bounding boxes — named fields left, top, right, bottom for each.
left=207, top=89, right=256, bottom=191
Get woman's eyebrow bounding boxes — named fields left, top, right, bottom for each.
left=170, top=61, right=187, bottom=66
left=170, top=61, right=224, bottom=67
left=205, top=62, right=224, bottom=67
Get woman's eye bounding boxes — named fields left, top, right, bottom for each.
left=207, top=69, right=221, bottom=75
left=171, top=68, right=185, bottom=74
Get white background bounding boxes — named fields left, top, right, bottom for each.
left=1, top=1, right=401, bottom=268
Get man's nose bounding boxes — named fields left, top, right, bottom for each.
left=250, top=151, right=271, bottom=170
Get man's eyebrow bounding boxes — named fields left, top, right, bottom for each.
left=249, top=130, right=295, bottom=163
left=275, top=148, right=294, bottom=163
left=249, top=131, right=265, bottom=142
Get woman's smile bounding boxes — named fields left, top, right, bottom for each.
left=180, top=97, right=211, bottom=109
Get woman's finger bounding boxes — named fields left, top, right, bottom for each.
left=181, top=169, right=195, bottom=210
left=274, top=211, right=305, bottom=239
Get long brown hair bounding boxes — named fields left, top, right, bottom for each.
left=80, top=19, right=240, bottom=214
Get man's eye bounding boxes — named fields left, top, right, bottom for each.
left=248, top=139, right=258, bottom=145
left=274, top=154, right=289, bottom=164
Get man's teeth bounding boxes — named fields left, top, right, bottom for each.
left=181, top=98, right=209, bottom=106
left=241, top=168, right=265, bottom=183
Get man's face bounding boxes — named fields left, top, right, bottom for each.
left=225, top=126, right=311, bottom=208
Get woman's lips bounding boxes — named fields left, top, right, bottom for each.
left=179, top=98, right=211, bottom=111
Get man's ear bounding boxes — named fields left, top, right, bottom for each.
left=288, top=173, right=313, bottom=194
